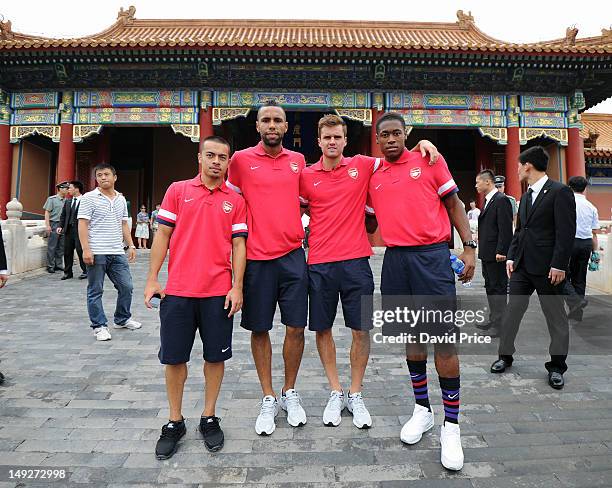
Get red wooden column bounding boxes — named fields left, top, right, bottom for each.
left=566, top=127, right=586, bottom=178
left=370, top=108, right=384, bottom=158
left=199, top=91, right=214, bottom=153
left=504, top=126, right=521, bottom=200
left=56, top=92, right=75, bottom=183
left=0, top=124, right=12, bottom=219
left=91, top=129, right=111, bottom=190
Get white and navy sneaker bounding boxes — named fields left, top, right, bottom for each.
left=94, top=327, right=112, bottom=341
left=347, top=391, right=372, bottom=429
left=255, top=395, right=279, bottom=435
left=113, top=318, right=142, bottom=329
left=440, top=421, right=464, bottom=471
left=400, top=404, right=434, bottom=444
left=323, top=390, right=346, bottom=427
left=279, top=389, right=307, bottom=427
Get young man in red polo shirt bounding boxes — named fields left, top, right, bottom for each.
left=366, top=112, right=475, bottom=471
left=144, top=136, right=247, bottom=458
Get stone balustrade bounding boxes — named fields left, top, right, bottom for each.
left=1, top=198, right=48, bottom=275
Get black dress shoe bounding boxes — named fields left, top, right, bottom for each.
left=476, top=321, right=493, bottom=331
left=491, top=358, right=512, bottom=373
left=47, top=267, right=55, bottom=274
left=54, top=266, right=64, bottom=271
left=60, top=274, right=73, bottom=280
left=78, top=273, right=88, bottom=280
left=548, top=371, right=564, bottom=390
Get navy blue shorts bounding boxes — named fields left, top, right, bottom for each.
left=308, top=257, right=374, bottom=331
left=159, top=295, right=233, bottom=364
left=240, top=247, right=308, bottom=332
left=380, top=244, right=457, bottom=339
left=381, top=243, right=456, bottom=296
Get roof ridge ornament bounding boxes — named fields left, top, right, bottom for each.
left=602, top=27, right=612, bottom=40
left=0, top=16, right=13, bottom=40
left=456, top=10, right=474, bottom=28
left=117, top=6, right=136, bottom=25
left=565, top=25, right=578, bottom=46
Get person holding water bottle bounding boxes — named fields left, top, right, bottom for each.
left=365, top=112, right=475, bottom=471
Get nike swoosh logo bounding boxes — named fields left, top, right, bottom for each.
left=448, top=393, right=459, bottom=400
left=314, top=181, right=322, bottom=186
left=375, top=184, right=382, bottom=190
left=221, top=347, right=230, bottom=353
left=184, top=198, right=194, bottom=203
left=250, top=166, right=260, bottom=170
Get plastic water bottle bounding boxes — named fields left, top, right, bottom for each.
left=450, top=254, right=464, bottom=275
left=450, top=255, right=472, bottom=287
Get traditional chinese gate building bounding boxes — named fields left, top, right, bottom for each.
left=1, top=8, right=611, bottom=219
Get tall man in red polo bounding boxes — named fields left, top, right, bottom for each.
left=145, top=136, right=247, bottom=458
left=226, top=102, right=309, bottom=434
left=366, top=112, right=475, bottom=471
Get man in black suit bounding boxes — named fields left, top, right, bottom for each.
left=58, top=180, right=87, bottom=280
left=1, top=222, right=8, bottom=384
left=475, top=170, right=513, bottom=337
left=490, top=146, right=576, bottom=390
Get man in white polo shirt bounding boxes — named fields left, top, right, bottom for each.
left=78, top=163, right=141, bottom=341
left=564, top=176, right=600, bottom=323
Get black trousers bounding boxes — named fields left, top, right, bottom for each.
left=481, top=259, right=508, bottom=328
left=498, top=267, right=569, bottom=373
left=563, top=238, right=592, bottom=318
left=64, top=227, right=86, bottom=275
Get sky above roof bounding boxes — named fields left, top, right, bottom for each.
left=2, top=0, right=611, bottom=112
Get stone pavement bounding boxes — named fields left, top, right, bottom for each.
left=1, top=251, right=612, bottom=488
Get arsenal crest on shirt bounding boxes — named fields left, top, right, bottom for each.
left=348, top=167, right=358, bottom=179
left=222, top=201, right=233, bottom=213
left=410, top=167, right=421, bottom=179
left=290, top=161, right=299, bottom=173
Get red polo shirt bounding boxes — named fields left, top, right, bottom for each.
left=366, top=150, right=458, bottom=247
left=157, top=175, right=248, bottom=298
left=227, top=142, right=305, bottom=260
left=300, top=155, right=380, bottom=265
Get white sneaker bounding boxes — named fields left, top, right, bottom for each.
left=113, top=319, right=142, bottom=330
left=347, top=391, right=372, bottom=429
left=255, top=395, right=279, bottom=435
left=440, top=421, right=464, bottom=471
left=94, top=327, right=112, bottom=341
left=279, top=389, right=307, bottom=427
left=400, top=404, right=434, bottom=445
left=323, top=390, right=345, bottom=427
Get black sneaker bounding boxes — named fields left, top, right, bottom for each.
left=155, top=419, right=186, bottom=460
left=199, top=416, right=224, bottom=452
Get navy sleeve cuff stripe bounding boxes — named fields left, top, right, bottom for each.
left=157, top=217, right=175, bottom=227
left=441, top=188, right=459, bottom=200
left=232, top=232, right=248, bottom=239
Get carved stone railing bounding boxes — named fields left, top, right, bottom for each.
left=1, top=198, right=48, bottom=275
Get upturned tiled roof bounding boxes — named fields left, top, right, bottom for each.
left=582, top=113, right=612, bottom=158
left=1, top=8, right=611, bottom=54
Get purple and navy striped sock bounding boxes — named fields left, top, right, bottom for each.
left=407, top=359, right=431, bottom=411
left=439, top=376, right=461, bottom=424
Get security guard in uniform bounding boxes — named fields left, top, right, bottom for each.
left=43, top=181, right=69, bottom=273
